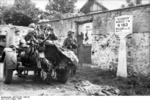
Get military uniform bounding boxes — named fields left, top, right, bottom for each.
left=63, top=37, right=77, bottom=50
left=3, top=47, right=17, bottom=69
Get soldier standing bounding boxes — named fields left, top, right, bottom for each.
left=63, top=31, right=77, bottom=51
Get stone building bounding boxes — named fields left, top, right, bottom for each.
left=39, top=4, right=150, bottom=76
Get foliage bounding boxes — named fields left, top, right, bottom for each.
left=126, top=0, right=135, bottom=7
left=135, top=0, right=142, bottom=5
left=121, top=0, right=142, bottom=8
left=13, top=0, right=40, bottom=22
left=46, top=0, right=77, bottom=19
left=0, top=0, right=41, bottom=26
left=2, top=7, right=33, bottom=26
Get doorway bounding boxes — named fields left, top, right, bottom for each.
left=76, top=21, right=93, bottom=64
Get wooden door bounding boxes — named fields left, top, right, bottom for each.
left=77, top=22, right=93, bottom=64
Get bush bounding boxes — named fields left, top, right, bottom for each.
left=2, top=8, right=33, bottom=26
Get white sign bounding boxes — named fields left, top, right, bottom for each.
left=115, top=15, right=133, bottom=34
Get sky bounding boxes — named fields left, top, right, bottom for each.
left=3, top=0, right=150, bottom=11
left=32, top=0, right=48, bottom=11
left=32, top=0, right=125, bottom=11
left=32, top=0, right=150, bottom=11
left=74, top=0, right=127, bottom=10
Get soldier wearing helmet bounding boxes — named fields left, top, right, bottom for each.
left=29, top=23, right=36, bottom=29
left=63, top=31, right=77, bottom=50
left=44, top=24, right=57, bottom=41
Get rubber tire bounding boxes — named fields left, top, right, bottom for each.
left=56, top=59, right=70, bottom=83
left=56, top=69, right=69, bottom=83
left=3, top=61, right=13, bottom=84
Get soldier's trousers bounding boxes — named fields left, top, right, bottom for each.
left=40, top=58, right=53, bottom=72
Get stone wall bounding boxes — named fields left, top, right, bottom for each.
left=39, top=4, right=150, bottom=76
left=127, top=33, right=150, bottom=76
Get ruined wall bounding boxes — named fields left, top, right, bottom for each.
left=39, top=4, right=150, bottom=76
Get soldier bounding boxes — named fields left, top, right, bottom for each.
left=28, top=23, right=36, bottom=29
left=1, top=45, right=17, bottom=74
left=30, top=25, right=55, bottom=82
left=44, top=24, right=57, bottom=41
left=63, top=31, right=77, bottom=50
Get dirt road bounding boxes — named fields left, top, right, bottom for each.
left=0, top=79, right=86, bottom=96
left=0, top=63, right=87, bottom=96
left=1, top=63, right=149, bottom=96
left=0, top=63, right=120, bottom=96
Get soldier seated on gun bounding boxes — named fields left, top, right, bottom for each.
left=37, top=25, right=57, bottom=83
left=63, top=31, right=77, bottom=50
left=44, top=25, right=58, bottom=41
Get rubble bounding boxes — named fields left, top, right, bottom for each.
left=75, top=80, right=120, bottom=96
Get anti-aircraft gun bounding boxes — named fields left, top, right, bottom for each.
left=1, top=25, right=78, bottom=84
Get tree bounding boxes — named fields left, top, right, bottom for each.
left=121, top=0, right=142, bottom=8
left=2, top=7, right=33, bottom=26
left=135, top=0, right=142, bottom=5
left=13, top=0, right=40, bottom=22
left=0, top=0, right=42, bottom=26
left=46, top=0, right=77, bottom=19
left=126, top=0, right=135, bottom=7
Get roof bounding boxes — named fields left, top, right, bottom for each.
left=80, top=0, right=108, bottom=14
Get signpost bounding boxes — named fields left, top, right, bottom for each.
left=115, top=15, right=133, bottom=78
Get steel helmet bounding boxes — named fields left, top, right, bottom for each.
left=45, top=24, right=53, bottom=31
left=68, top=31, right=74, bottom=36
left=29, top=23, right=36, bottom=28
